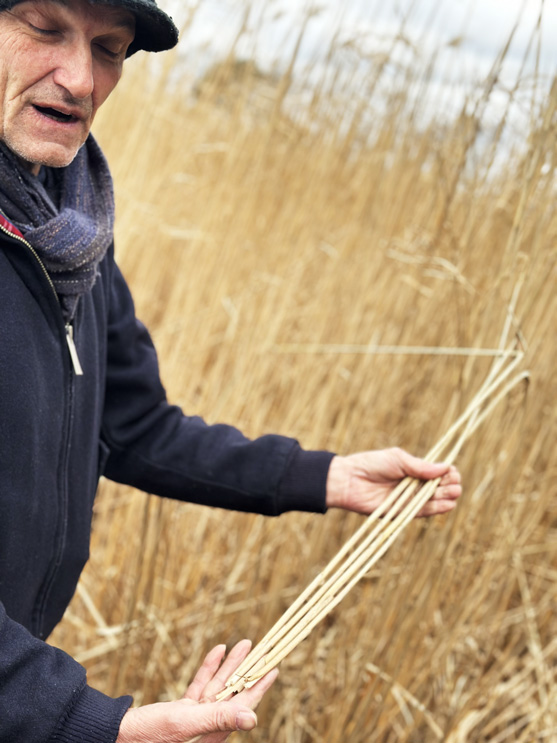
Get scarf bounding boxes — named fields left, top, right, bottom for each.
left=0, top=135, right=115, bottom=321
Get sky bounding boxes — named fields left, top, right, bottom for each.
left=158, top=0, right=556, bottom=147
left=162, top=0, right=556, bottom=78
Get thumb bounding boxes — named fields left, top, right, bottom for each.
left=177, top=699, right=258, bottom=736
left=398, top=452, right=450, bottom=481
left=118, top=700, right=258, bottom=743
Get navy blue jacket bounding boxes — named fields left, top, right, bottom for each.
left=0, top=213, right=333, bottom=743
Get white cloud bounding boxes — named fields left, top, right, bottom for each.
left=162, top=0, right=555, bottom=76
left=159, top=0, right=555, bottom=150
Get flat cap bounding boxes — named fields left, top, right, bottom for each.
left=0, top=0, right=179, bottom=55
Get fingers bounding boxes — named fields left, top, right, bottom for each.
left=394, top=448, right=451, bottom=481
left=227, top=667, right=280, bottom=707
left=200, top=639, right=253, bottom=702
left=184, top=640, right=253, bottom=703
left=200, top=670, right=280, bottom=743
left=419, top=463, right=461, bottom=516
left=118, top=644, right=278, bottom=743
left=418, top=498, right=458, bottom=517
left=185, top=644, right=227, bottom=701
left=436, top=483, right=462, bottom=500
left=432, top=466, right=462, bottom=501
left=418, top=467, right=462, bottom=515
left=439, top=465, right=461, bottom=487
left=180, top=668, right=279, bottom=743
left=396, top=452, right=462, bottom=495
left=392, top=452, right=462, bottom=518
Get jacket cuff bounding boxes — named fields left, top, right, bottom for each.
left=49, top=685, right=132, bottom=743
left=277, top=447, right=335, bottom=514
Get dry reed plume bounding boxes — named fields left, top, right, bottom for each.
left=50, top=2, right=557, bottom=741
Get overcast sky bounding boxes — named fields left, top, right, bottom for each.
left=158, top=0, right=555, bottom=146
left=163, top=0, right=556, bottom=78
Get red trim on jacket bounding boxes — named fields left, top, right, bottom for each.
left=0, top=213, right=24, bottom=239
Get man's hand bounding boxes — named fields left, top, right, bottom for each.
left=117, top=640, right=278, bottom=743
left=326, top=448, right=462, bottom=517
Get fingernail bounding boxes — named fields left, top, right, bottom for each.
left=236, top=711, right=258, bottom=731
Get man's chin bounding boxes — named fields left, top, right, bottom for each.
left=26, top=148, right=82, bottom=172
left=4, top=139, right=84, bottom=174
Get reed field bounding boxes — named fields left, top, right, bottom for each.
left=50, top=3, right=557, bottom=741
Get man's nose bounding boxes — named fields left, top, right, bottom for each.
left=52, top=40, right=95, bottom=101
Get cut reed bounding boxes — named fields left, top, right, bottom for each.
left=217, top=334, right=528, bottom=699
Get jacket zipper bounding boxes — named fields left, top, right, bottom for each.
left=0, top=221, right=84, bottom=376
left=0, top=220, right=82, bottom=637
left=66, top=324, right=84, bottom=376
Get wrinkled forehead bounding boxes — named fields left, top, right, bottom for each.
left=2, top=0, right=129, bottom=17
left=0, top=0, right=179, bottom=55
left=0, top=0, right=135, bottom=31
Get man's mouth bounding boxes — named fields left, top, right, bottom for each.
left=33, top=105, right=80, bottom=123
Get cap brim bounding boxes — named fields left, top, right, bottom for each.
left=92, top=0, right=179, bottom=55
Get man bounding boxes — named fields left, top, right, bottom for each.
left=0, top=1, right=462, bottom=741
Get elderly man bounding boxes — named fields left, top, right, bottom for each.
left=0, top=1, right=461, bottom=741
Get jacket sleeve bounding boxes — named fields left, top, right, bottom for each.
left=101, top=261, right=334, bottom=515
left=0, top=602, right=131, bottom=743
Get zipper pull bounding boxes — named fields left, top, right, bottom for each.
left=66, top=324, right=84, bottom=376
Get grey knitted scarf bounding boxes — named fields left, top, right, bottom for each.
left=0, top=135, right=114, bottom=320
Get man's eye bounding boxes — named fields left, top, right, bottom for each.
left=95, top=44, right=122, bottom=59
left=29, top=23, right=58, bottom=36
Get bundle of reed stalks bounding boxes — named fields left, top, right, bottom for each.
left=217, top=303, right=528, bottom=699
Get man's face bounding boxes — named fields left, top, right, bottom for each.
left=0, top=0, right=135, bottom=174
